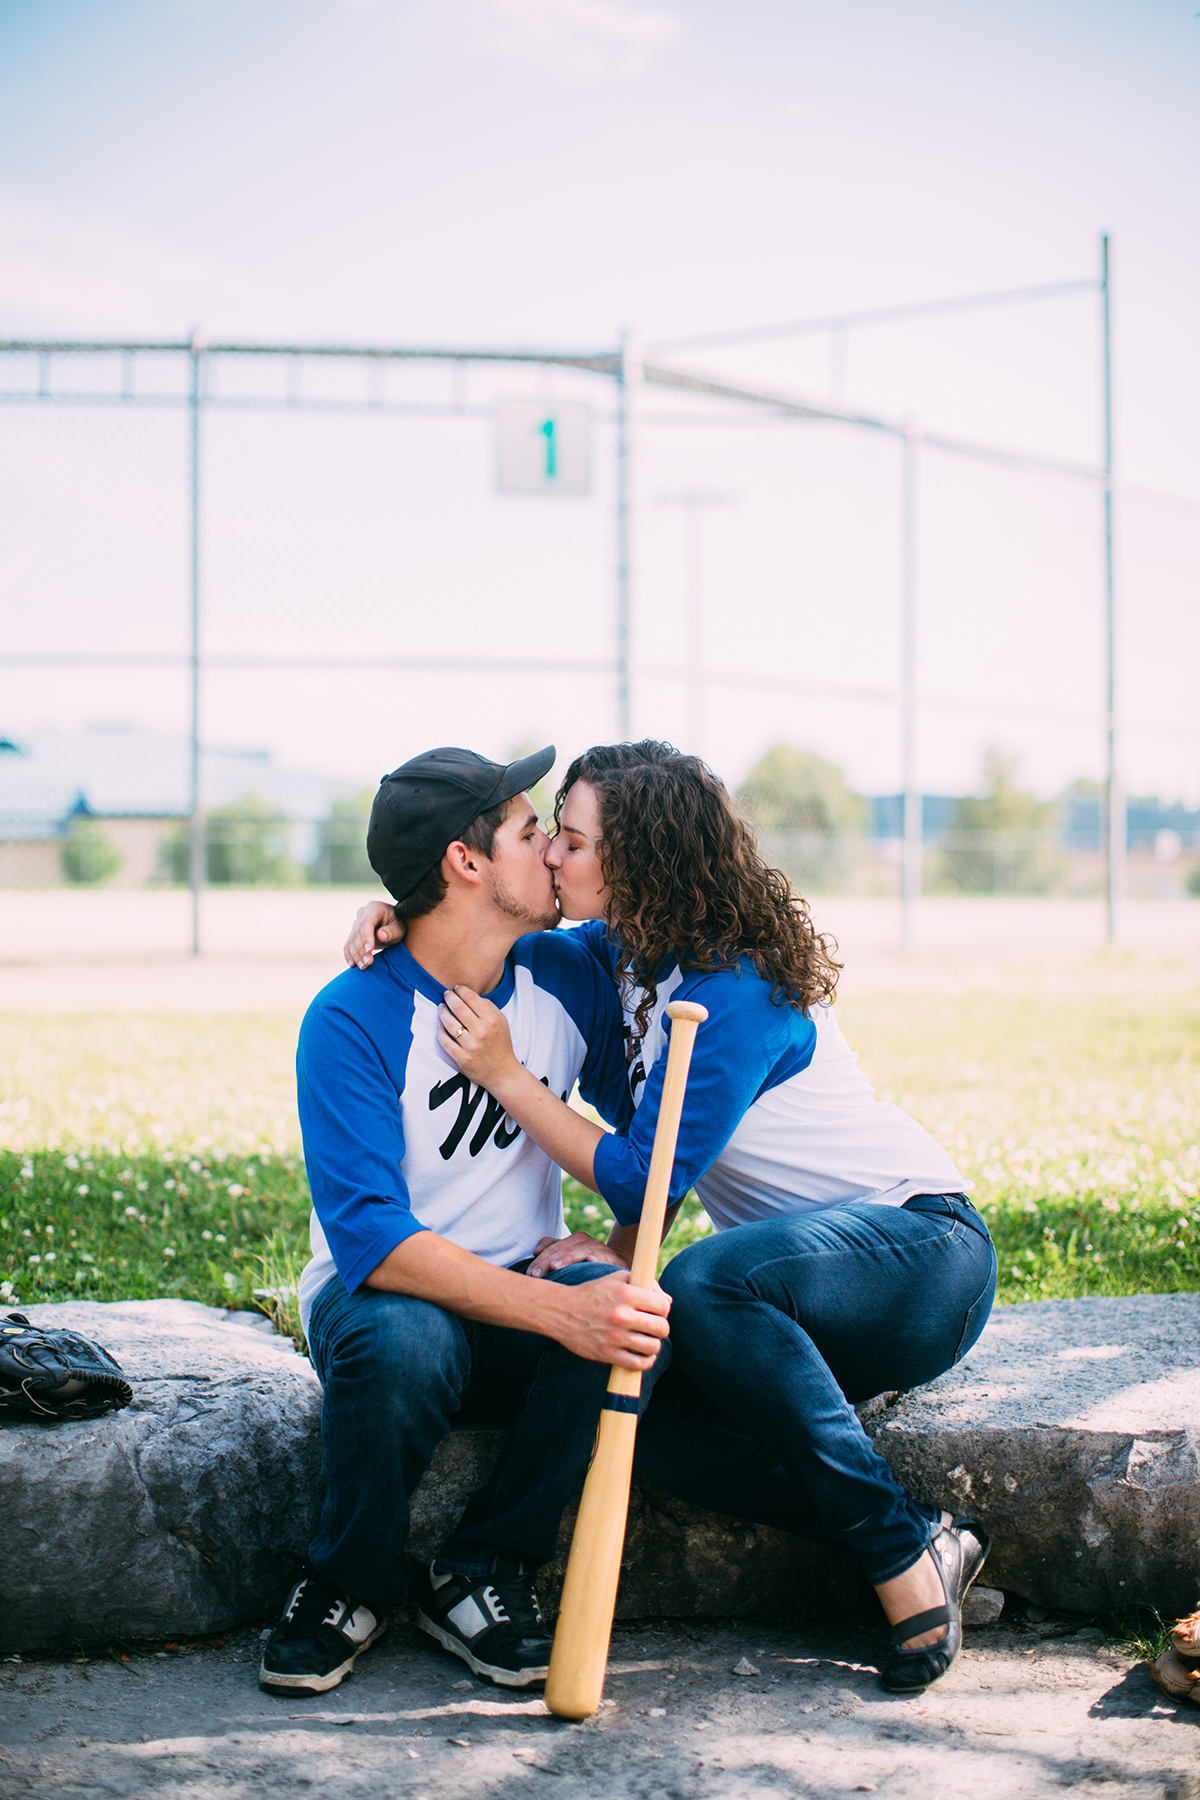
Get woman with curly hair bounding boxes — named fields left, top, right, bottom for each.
left=346, top=741, right=997, bottom=1694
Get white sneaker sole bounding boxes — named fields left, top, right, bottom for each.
left=259, top=1619, right=388, bottom=1693
left=416, top=1611, right=549, bottom=1687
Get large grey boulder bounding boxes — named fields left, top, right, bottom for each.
left=0, top=1300, right=324, bottom=1654
left=408, top=1424, right=853, bottom=1620
left=869, top=1290, right=1200, bottom=1618
left=7, top=1291, right=1198, bottom=1651
left=2, top=1300, right=845, bottom=1653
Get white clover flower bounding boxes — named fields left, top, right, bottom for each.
left=43, top=1252, right=56, bottom=1263
left=65, top=1155, right=79, bottom=1171
left=19, top=1165, right=33, bottom=1181
left=202, top=1230, right=213, bottom=1241
left=137, top=1181, right=149, bottom=1192
left=215, top=1233, right=227, bottom=1243
left=222, top=1272, right=238, bottom=1290
left=163, top=1246, right=177, bottom=1258
left=0, top=1281, right=12, bottom=1299
left=226, top=1184, right=244, bottom=1199
left=124, top=1205, right=138, bottom=1218
left=112, top=1191, right=123, bottom=1201
left=27, top=1255, right=40, bottom=1265
left=164, top=1179, right=176, bottom=1191
left=188, top=1160, right=202, bottom=1174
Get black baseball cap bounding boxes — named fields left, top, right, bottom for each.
left=367, top=745, right=556, bottom=904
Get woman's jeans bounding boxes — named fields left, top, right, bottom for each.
left=638, top=1194, right=996, bottom=1586
left=305, top=1262, right=669, bottom=1613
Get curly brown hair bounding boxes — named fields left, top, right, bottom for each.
left=555, top=741, right=841, bottom=1038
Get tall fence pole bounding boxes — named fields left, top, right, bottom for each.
left=188, top=337, right=204, bottom=956
left=616, top=332, right=639, bottom=740
left=1101, top=236, right=1122, bottom=947
left=900, top=423, right=921, bottom=951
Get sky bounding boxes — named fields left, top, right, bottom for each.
left=1, top=0, right=1198, bottom=806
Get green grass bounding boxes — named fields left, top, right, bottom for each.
left=0, top=1146, right=310, bottom=1321
left=1116, top=1606, right=1174, bottom=1666
left=838, top=989, right=1200, bottom=1302
left=2, top=991, right=1198, bottom=1346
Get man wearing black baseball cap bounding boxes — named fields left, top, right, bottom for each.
left=259, top=746, right=670, bottom=1699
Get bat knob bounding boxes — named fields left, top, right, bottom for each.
left=665, top=1001, right=708, bottom=1024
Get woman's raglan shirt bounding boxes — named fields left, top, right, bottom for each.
left=295, top=934, right=627, bottom=1334
left=569, top=920, right=964, bottom=1229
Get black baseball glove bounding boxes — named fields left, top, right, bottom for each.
left=0, top=1312, right=133, bottom=1421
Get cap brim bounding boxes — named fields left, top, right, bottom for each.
left=491, top=745, right=556, bottom=807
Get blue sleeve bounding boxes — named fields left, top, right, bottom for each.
left=296, top=981, right=428, bottom=1295
left=591, top=969, right=816, bottom=1224
left=565, top=918, right=621, bottom=978
left=520, top=931, right=633, bottom=1131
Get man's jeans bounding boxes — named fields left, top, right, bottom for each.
left=636, top=1195, right=997, bottom=1587
left=305, top=1262, right=669, bottom=1612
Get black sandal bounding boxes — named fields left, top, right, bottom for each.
left=881, top=1515, right=991, bottom=1694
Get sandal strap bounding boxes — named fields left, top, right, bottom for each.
left=889, top=1605, right=951, bottom=1646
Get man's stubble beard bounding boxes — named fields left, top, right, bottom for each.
left=485, top=868, right=560, bottom=933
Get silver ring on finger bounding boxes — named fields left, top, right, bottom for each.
left=454, top=1023, right=465, bottom=1039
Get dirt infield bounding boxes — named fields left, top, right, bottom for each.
left=1, top=892, right=1198, bottom=1010
left=2, top=1611, right=1196, bottom=1800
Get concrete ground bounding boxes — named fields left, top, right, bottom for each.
left=1, top=1609, right=1197, bottom=1800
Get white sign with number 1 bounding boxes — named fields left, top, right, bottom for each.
left=496, top=401, right=590, bottom=495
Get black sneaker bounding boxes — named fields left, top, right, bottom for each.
left=259, top=1566, right=387, bottom=1694
left=415, top=1554, right=552, bottom=1688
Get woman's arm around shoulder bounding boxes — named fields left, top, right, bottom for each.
left=344, top=899, right=403, bottom=968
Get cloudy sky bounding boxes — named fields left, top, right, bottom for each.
left=1, top=0, right=1197, bottom=803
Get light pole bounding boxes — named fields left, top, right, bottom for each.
left=654, top=489, right=736, bottom=760
left=1101, top=235, right=1121, bottom=947
left=900, top=423, right=921, bottom=952
left=616, top=332, right=640, bottom=740
left=188, top=329, right=205, bottom=957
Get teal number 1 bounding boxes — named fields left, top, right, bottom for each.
left=539, top=417, right=557, bottom=479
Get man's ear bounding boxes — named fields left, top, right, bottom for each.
left=443, top=840, right=485, bottom=887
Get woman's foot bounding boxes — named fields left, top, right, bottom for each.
left=875, top=1515, right=991, bottom=1693
left=875, top=1512, right=954, bottom=1650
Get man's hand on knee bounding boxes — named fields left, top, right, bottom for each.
left=550, top=1269, right=670, bottom=1371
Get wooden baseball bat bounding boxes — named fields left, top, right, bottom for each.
left=544, top=998, right=708, bottom=1721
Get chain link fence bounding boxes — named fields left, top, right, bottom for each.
left=2, top=337, right=1198, bottom=929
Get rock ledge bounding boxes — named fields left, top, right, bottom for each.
left=4, top=1290, right=1198, bottom=1649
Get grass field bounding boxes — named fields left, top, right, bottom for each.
left=1, top=991, right=1197, bottom=1348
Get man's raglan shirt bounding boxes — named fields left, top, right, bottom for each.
left=295, top=935, right=628, bottom=1334
left=569, top=921, right=965, bottom=1230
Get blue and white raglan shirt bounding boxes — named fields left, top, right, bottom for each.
left=570, top=921, right=965, bottom=1231
left=295, top=935, right=627, bottom=1335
